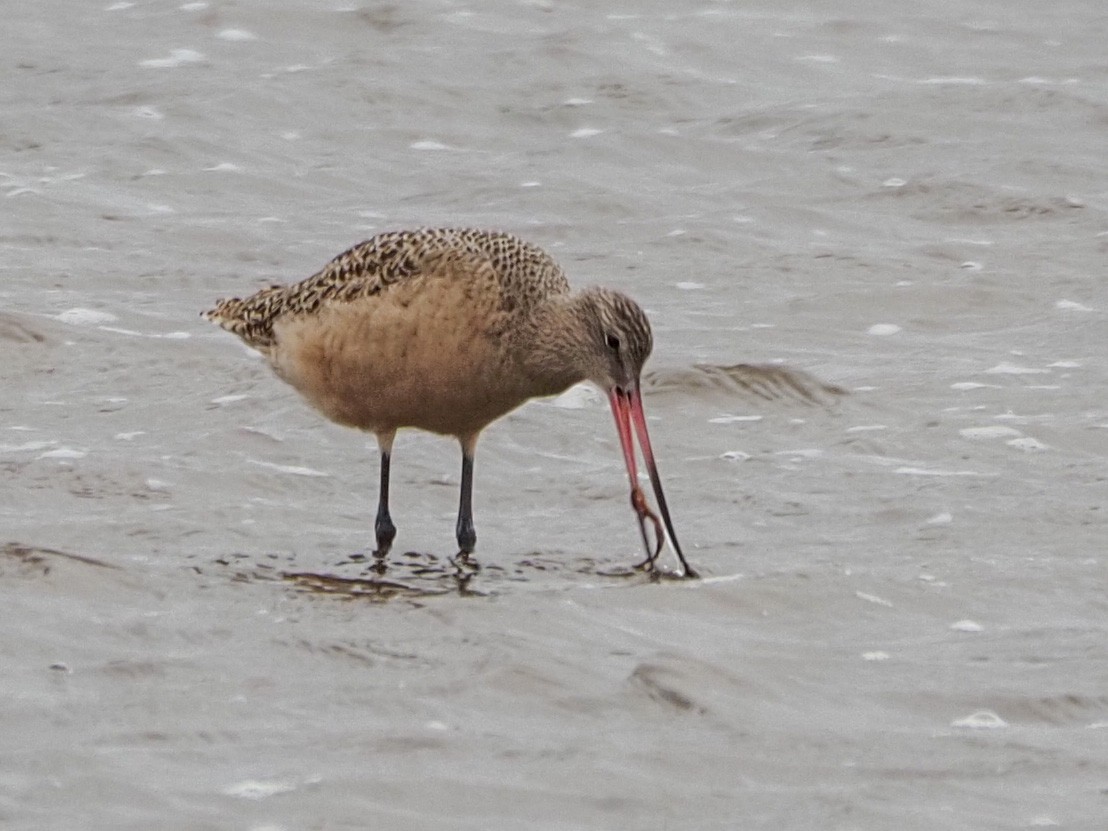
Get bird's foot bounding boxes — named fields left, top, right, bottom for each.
left=371, top=523, right=395, bottom=557
left=451, top=550, right=481, bottom=572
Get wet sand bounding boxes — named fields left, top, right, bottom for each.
left=3, top=1, right=1106, bottom=828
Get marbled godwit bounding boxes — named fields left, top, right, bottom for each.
left=203, top=228, right=695, bottom=577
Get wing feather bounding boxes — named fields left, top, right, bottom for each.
left=202, top=228, right=569, bottom=350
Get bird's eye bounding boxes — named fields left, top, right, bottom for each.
left=605, top=333, right=621, bottom=352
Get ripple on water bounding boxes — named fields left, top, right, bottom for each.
left=642, top=363, right=845, bottom=407
left=208, top=547, right=676, bottom=602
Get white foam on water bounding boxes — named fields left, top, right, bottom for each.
left=410, top=140, right=452, bottom=151
left=687, top=572, right=744, bottom=587
left=845, top=424, right=886, bottom=432
left=247, top=460, right=330, bottom=477
left=855, top=591, right=893, bottom=608
left=140, top=48, right=206, bottom=68
left=709, top=415, right=763, bottom=424
left=867, top=323, right=901, bottom=336
left=1, top=441, right=56, bottom=454
left=959, top=425, right=1022, bottom=440
left=98, top=326, right=192, bottom=339
left=950, top=619, right=983, bottom=632
left=951, top=382, right=999, bottom=390
left=56, top=308, right=117, bottom=325
left=223, top=779, right=299, bottom=800
left=720, top=450, right=750, bottom=462
left=776, top=448, right=822, bottom=459
left=549, top=384, right=601, bottom=409
left=896, top=467, right=981, bottom=477
left=959, top=261, right=983, bottom=271
left=563, top=97, right=593, bottom=106
left=919, top=76, right=987, bottom=85
left=570, top=127, right=604, bottom=138
left=1055, top=299, right=1093, bottom=312
left=952, top=710, right=1008, bottom=729
left=861, top=651, right=889, bottom=661
left=1047, top=360, right=1081, bottom=368
left=211, top=394, right=248, bottom=405
left=38, top=447, right=86, bottom=460
left=1006, top=437, right=1050, bottom=452
left=218, top=29, right=257, bottom=41
left=984, top=362, right=1050, bottom=375
left=675, top=281, right=705, bottom=290
left=925, top=512, right=953, bottom=525
left=856, top=454, right=914, bottom=468
left=204, top=162, right=240, bottom=172
left=114, top=432, right=145, bottom=440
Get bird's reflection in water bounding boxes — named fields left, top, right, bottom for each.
left=284, top=549, right=487, bottom=600
left=274, top=544, right=681, bottom=600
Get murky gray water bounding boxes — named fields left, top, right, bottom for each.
left=3, top=1, right=1106, bottom=828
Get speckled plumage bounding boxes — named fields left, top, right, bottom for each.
left=202, top=227, right=690, bottom=574
left=203, top=228, right=571, bottom=351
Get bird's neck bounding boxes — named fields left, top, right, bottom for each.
left=514, top=294, right=592, bottom=398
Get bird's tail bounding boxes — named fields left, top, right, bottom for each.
left=200, top=285, right=286, bottom=349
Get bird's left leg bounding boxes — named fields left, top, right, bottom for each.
left=455, top=433, right=478, bottom=556
left=373, top=430, right=397, bottom=556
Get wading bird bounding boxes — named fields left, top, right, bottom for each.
left=203, top=228, right=695, bottom=577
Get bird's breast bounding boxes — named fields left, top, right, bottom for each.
left=269, top=278, right=531, bottom=437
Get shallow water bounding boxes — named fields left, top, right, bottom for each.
left=3, top=1, right=1107, bottom=828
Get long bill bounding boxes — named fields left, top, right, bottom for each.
left=608, top=385, right=697, bottom=578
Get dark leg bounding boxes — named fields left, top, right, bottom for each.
left=374, top=431, right=397, bottom=555
left=455, top=434, right=478, bottom=554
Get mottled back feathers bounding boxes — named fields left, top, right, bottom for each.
left=203, top=228, right=571, bottom=350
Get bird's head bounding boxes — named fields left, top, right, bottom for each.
left=577, top=287, right=654, bottom=394
left=576, top=287, right=694, bottom=577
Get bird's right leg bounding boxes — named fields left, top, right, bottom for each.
left=374, top=430, right=397, bottom=556
left=454, top=433, right=478, bottom=557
